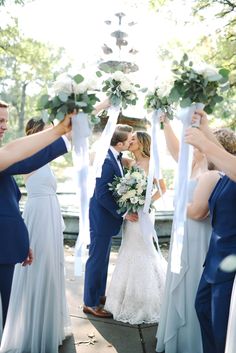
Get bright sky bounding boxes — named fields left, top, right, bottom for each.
left=2, top=0, right=219, bottom=74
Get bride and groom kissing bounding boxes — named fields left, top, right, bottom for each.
left=83, top=123, right=166, bottom=323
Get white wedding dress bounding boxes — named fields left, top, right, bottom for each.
left=105, top=208, right=167, bottom=324
left=0, top=164, right=71, bottom=353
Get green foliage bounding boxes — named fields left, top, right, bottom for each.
left=162, top=169, right=174, bottom=189
left=0, top=18, right=71, bottom=136
left=0, top=0, right=25, bottom=5
left=169, top=54, right=230, bottom=113
left=102, top=73, right=138, bottom=109
left=144, top=88, right=175, bottom=120
left=37, top=74, right=100, bottom=124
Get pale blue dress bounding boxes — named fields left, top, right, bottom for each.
left=156, top=179, right=212, bottom=353
left=0, top=164, right=71, bottom=353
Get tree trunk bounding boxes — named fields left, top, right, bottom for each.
left=18, top=82, right=27, bottom=135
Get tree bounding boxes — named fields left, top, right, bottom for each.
left=0, top=18, right=71, bottom=136
left=0, top=0, right=27, bottom=6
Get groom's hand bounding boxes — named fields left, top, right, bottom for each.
left=125, top=213, right=138, bottom=222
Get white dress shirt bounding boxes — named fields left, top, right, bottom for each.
left=109, top=146, right=123, bottom=176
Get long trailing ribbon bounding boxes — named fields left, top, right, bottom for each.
left=92, top=105, right=120, bottom=176
left=141, top=109, right=165, bottom=261
left=170, top=102, right=204, bottom=274
left=72, top=112, right=91, bottom=276
left=143, top=109, right=162, bottom=213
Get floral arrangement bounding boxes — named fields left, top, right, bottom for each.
left=109, top=165, right=150, bottom=214
left=37, top=73, right=100, bottom=124
left=102, top=71, right=139, bottom=109
left=144, top=87, right=175, bottom=129
left=169, top=54, right=230, bottom=114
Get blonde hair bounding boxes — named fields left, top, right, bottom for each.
left=136, top=131, right=151, bottom=158
left=214, top=128, right=236, bottom=155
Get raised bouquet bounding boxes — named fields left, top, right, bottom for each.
left=169, top=54, right=230, bottom=114
left=109, top=165, right=150, bottom=214
left=102, top=71, right=139, bottom=109
left=37, top=73, right=100, bottom=124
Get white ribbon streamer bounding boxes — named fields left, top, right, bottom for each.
left=92, top=105, right=120, bottom=177
left=143, top=109, right=162, bottom=213
left=138, top=209, right=167, bottom=265
left=72, top=112, right=91, bottom=276
left=170, top=102, right=204, bottom=273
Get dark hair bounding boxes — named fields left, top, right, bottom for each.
left=0, top=100, right=9, bottom=108
left=110, top=124, right=133, bottom=146
left=136, top=131, right=151, bottom=157
left=25, top=118, right=45, bottom=136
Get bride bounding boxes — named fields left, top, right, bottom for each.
left=104, top=131, right=167, bottom=324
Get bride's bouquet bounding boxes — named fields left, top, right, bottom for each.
left=169, top=54, right=230, bottom=113
left=109, top=165, right=150, bottom=214
left=37, top=73, right=100, bottom=124
left=102, top=71, right=139, bottom=109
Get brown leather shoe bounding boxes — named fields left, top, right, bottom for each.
left=99, top=295, right=106, bottom=306
left=83, top=305, right=113, bottom=318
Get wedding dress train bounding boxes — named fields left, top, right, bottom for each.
left=105, top=210, right=167, bottom=324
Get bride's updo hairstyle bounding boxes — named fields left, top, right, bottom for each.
left=110, top=124, right=133, bottom=146
left=25, top=118, right=45, bottom=136
left=136, top=131, right=151, bottom=158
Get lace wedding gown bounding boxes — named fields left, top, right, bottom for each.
left=0, top=164, right=71, bottom=353
left=156, top=179, right=212, bottom=353
left=105, top=206, right=167, bottom=324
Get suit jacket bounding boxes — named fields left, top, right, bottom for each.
left=89, top=149, right=123, bottom=237
left=204, top=175, right=236, bottom=283
left=0, top=137, right=67, bottom=264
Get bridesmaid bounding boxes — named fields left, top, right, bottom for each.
left=185, top=111, right=236, bottom=353
left=0, top=118, right=71, bottom=353
left=156, top=115, right=214, bottom=353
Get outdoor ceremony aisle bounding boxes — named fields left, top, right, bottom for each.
left=59, top=243, right=169, bottom=353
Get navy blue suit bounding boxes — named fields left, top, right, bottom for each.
left=84, top=149, right=123, bottom=307
left=195, top=175, right=236, bottom=353
left=0, top=137, right=67, bottom=326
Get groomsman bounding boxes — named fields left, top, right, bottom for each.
left=83, top=124, right=138, bottom=318
left=0, top=101, right=73, bottom=327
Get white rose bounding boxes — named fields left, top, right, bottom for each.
left=53, top=76, right=75, bottom=95
left=120, top=80, right=132, bottom=92
left=131, top=172, right=142, bottom=180
left=130, top=196, right=139, bottom=204
left=125, top=189, right=137, bottom=199
left=112, top=71, right=125, bottom=82
left=139, top=198, right=145, bottom=205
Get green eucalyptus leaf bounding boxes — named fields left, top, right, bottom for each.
left=219, top=68, right=230, bottom=78
left=58, top=92, right=68, bottom=102
left=73, top=74, right=84, bottom=84
left=180, top=97, right=192, bottom=107
left=96, top=71, right=103, bottom=78
left=204, top=105, right=213, bottom=114
left=56, top=111, right=65, bottom=120
left=38, top=94, right=50, bottom=108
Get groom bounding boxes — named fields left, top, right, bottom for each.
left=83, top=124, right=138, bottom=318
